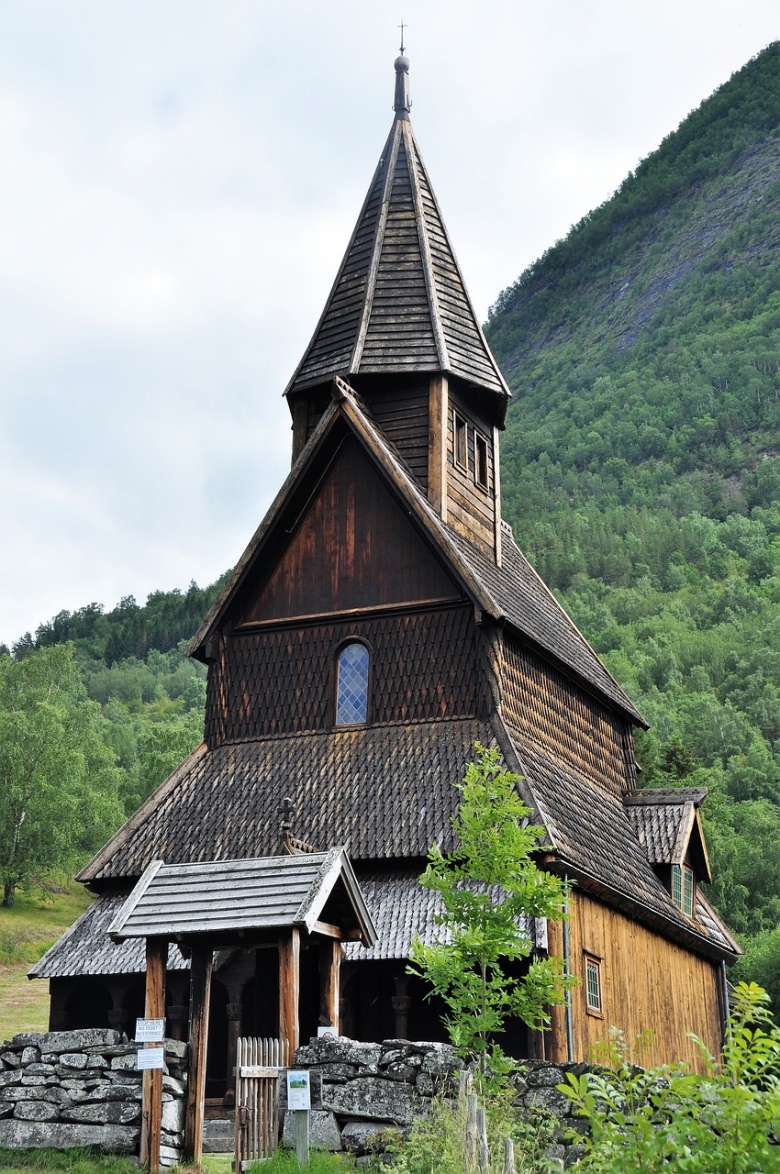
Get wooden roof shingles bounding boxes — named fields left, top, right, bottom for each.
left=342, top=872, right=543, bottom=962
left=285, top=62, right=508, bottom=405
left=109, top=849, right=376, bottom=947
left=78, top=718, right=494, bottom=884
left=504, top=729, right=739, bottom=959
left=29, top=892, right=188, bottom=979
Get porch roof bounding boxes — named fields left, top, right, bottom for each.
left=108, top=847, right=377, bottom=948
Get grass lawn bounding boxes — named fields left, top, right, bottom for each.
left=0, top=880, right=92, bottom=1041
left=0, top=1152, right=236, bottom=1173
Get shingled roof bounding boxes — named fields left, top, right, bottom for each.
left=284, top=55, right=509, bottom=409
left=77, top=718, right=494, bottom=884
left=501, top=728, right=738, bottom=959
left=624, top=788, right=712, bottom=883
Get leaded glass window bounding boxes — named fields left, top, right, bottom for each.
left=335, top=643, right=370, bottom=726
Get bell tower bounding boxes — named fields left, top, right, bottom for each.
left=284, top=53, right=510, bottom=563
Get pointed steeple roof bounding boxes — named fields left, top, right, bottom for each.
left=285, top=55, right=510, bottom=411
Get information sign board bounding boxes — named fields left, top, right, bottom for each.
left=136, top=1047, right=165, bottom=1070
left=287, top=1070, right=311, bottom=1110
left=135, top=1018, right=165, bottom=1042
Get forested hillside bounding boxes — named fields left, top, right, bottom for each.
left=486, top=41, right=780, bottom=998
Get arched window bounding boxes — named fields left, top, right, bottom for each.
left=335, top=642, right=370, bottom=726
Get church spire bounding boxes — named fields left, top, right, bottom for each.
left=285, top=52, right=509, bottom=421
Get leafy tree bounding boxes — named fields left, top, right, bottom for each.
left=409, top=744, right=574, bottom=1078
left=0, top=645, right=124, bottom=905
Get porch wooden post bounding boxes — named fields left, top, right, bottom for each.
left=279, top=927, right=300, bottom=1055
left=319, top=938, right=341, bottom=1032
left=140, top=938, right=167, bottom=1173
left=183, top=945, right=213, bottom=1162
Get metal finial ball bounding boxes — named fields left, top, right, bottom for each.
left=394, top=53, right=409, bottom=72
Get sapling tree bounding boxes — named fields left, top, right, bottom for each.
left=409, top=743, right=573, bottom=1077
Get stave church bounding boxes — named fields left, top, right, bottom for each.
left=33, top=51, right=740, bottom=1097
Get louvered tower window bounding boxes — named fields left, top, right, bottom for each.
left=335, top=642, right=370, bottom=726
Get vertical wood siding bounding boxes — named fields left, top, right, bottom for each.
left=367, top=382, right=429, bottom=489
left=205, top=604, right=478, bottom=744
left=502, top=637, right=635, bottom=797
left=549, top=892, right=724, bottom=1072
left=446, top=390, right=496, bottom=555
left=244, top=437, right=458, bottom=623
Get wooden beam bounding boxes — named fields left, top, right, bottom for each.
left=493, top=424, right=502, bottom=567
left=319, top=938, right=341, bottom=1032
left=545, top=918, right=567, bottom=1064
left=183, top=945, right=213, bottom=1163
left=428, top=375, right=448, bottom=520
left=279, top=927, right=300, bottom=1055
left=312, top=920, right=342, bottom=940
left=139, top=938, right=166, bottom=1173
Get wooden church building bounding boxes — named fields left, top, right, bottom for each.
left=33, top=52, right=739, bottom=1084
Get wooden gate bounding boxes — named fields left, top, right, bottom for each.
left=234, top=1037, right=290, bottom=1170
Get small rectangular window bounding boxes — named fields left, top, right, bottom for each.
left=475, top=433, right=488, bottom=490
left=454, top=412, right=468, bottom=470
left=672, top=864, right=695, bottom=916
left=585, top=956, right=602, bottom=1014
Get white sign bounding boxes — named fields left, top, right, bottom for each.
left=286, top=1070, right=311, bottom=1111
left=317, top=1026, right=339, bottom=1040
left=135, top=1018, right=165, bottom=1042
left=137, top=1047, right=165, bottom=1070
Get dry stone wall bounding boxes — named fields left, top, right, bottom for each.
left=0, top=1029, right=187, bottom=1168
left=281, top=1037, right=595, bottom=1166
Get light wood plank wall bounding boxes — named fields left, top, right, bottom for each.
left=548, top=892, right=723, bottom=1073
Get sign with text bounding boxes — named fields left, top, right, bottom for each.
left=136, top=1047, right=165, bottom=1070
left=286, top=1069, right=311, bottom=1111
left=135, top=1018, right=165, bottom=1042
left=317, top=1026, right=339, bottom=1040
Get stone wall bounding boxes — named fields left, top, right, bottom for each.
left=282, top=1038, right=596, bottom=1168
left=0, top=1029, right=187, bottom=1169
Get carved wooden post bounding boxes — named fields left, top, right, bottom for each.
left=140, top=938, right=166, bottom=1173
left=183, top=945, right=213, bottom=1162
left=279, top=928, right=300, bottom=1055
left=319, top=938, right=341, bottom=1033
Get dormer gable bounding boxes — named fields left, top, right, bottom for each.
left=624, top=788, right=713, bottom=917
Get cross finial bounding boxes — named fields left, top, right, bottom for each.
left=399, top=20, right=406, bottom=55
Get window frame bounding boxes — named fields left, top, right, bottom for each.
left=453, top=411, right=468, bottom=471
left=672, top=863, right=695, bottom=917
left=584, top=954, right=603, bottom=1017
left=474, top=431, right=489, bottom=491
left=333, top=639, right=372, bottom=728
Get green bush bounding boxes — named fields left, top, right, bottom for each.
left=559, top=982, right=780, bottom=1172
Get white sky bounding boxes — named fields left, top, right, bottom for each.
left=1, top=2, right=777, bottom=648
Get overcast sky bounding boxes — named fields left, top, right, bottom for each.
left=1, top=2, right=777, bottom=648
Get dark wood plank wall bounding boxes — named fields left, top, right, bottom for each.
left=502, top=636, right=634, bottom=797
left=204, top=604, right=477, bottom=745
left=359, top=139, right=439, bottom=373
left=244, top=437, right=459, bottom=623
left=365, top=382, right=429, bottom=490
left=446, top=389, right=496, bottom=555
left=548, top=893, right=723, bottom=1072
